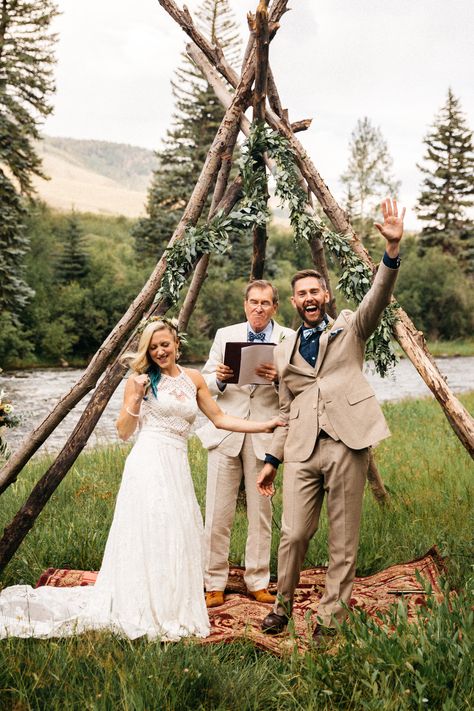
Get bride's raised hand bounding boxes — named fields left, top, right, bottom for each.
left=133, top=373, right=150, bottom=399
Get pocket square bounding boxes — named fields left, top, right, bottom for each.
left=328, top=328, right=343, bottom=340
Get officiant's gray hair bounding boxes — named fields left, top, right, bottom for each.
left=244, top=280, right=279, bottom=304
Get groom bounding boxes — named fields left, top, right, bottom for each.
left=257, top=198, right=405, bottom=640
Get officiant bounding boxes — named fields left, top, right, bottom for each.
left=196, top=280, right=294, bottom=608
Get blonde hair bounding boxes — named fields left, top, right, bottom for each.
left=122, top=321, right=179, bottom=374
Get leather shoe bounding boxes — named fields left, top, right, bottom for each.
left=205, top=591, right=225, bottom=608
left=248, top=588, right=276, bottom=604
left=261, top=612, right=289, bottom=635
left=312, top=624, right=337, bottom=646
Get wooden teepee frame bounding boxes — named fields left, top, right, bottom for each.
left=0, top=0, right=472, bottom=574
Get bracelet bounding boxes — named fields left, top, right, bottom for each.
left=125, top=407, right=140, bottom=418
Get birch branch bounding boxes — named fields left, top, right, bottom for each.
left=178, top=118, right=240, bottom=332
left=250, top=0, right=270, bottom=280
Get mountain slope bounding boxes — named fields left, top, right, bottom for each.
left=32, top=136, right=157, bottom=218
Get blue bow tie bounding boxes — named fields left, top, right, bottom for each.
left=248, top=331, right=265, bottom=342
left=302, top=322, right=327, bottom=340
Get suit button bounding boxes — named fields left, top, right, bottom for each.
left=313, top=404, right=317, bottom=409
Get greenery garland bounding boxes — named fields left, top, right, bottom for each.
left=241, top=122, right=399, bottom=376
left=157, top=121, right=399, bottom=376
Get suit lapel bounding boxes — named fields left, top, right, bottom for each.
left=314, top=331, right=329, bottom=375
left=314, top=317, right=335, bottom=375
left=285, top=331, right=299, bottom=364
left=282, top=331, right=315, bottom=378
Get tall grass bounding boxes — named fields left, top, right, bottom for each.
left=395, top=337, right=474, bottom=358
left=0, top=394, right=473, bottom=709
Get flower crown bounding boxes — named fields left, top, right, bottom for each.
left=136, top=315, right=188, bottom=344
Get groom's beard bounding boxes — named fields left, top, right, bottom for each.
left=295, top=301, right=327, bottom=328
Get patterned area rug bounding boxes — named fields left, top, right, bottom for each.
left=36, top=548, right=445, bottom=654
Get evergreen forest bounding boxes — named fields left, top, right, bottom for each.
left=1, top=200, right=473, bottom=370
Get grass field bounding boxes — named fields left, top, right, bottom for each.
left=396, top=338, right=474, bottom=358
left=0, top=394, right=473, bottom=709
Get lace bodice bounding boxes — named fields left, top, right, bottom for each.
left=139, top=367, right=198, bottom=440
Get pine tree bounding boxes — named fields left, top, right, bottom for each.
left=56, top=214, right=89, bottom=284
left=0, top=0, right=58, bottom=315
left=0, top=174, right=33, bottom=312
left=341, top=117, right=400, bottom=250
left=416, top=89, right=474, bottom=273
left=133, top=0, right=241, bottom=260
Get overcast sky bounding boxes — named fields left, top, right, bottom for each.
left=44, top=0, right=474, bottom=228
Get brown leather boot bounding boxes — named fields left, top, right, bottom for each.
left=247, top=588, right=276, bottom=604
left=205, top=591, right=225, bottom=608
left=261, top=612, right=289, bottom=634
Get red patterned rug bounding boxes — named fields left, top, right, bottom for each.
left=36, top=548, right=445, bottom=654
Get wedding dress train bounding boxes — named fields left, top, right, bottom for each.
left=0, top=368, right=210, bottom=641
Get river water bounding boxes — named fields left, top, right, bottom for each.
left=1, top=357, right=473, bottom=454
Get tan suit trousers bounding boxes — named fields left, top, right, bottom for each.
left=274, top=435, right=368, bottom=627
left=204, top=434, right=272, bottom=592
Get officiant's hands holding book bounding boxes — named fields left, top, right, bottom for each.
left=216, top=362, right=234, bottom=382
left=254, top=362, right=278, bottom=383
left=216, top=359, right=277, bottom=384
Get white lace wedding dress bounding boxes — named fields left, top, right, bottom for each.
left=0, top=367, right=210, bottom=641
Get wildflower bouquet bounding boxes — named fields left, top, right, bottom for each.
left=0, top=388, right=20, bottom=458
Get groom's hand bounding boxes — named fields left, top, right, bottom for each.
left=374, top=197, right=405, bottom=258
left=257, top=463, right=277, bottom=497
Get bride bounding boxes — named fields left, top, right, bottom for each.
left=0, top=318, right=281, bottom=641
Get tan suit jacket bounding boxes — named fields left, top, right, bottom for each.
left=196, top=320, right=295, bottom=459
left=268, top=262, right=399, bottom=462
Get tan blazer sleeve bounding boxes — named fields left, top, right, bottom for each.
left=354, top=261, right=399, bottom=341
left=266, top=345, right=292, bottom=462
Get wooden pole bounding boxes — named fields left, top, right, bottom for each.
left=171, top=8, right=474, bottom=459
left=250, top=0, right=270, bottom=281
left=178, top=117, right=240, bottom=333
left=177, top=254, right=209, bottom=334
left=264, top=107, right=474, bottom=457
left=367, top=451, right=390, bottom=504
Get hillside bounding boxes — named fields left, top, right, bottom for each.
left=31, top=135, right=289, bottom=223
left=32, top=136, right=158, bottom=218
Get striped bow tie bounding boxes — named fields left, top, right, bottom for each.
left=302, top=323, right=326, bottom=340
left=248, top=331, right=265, bottom=342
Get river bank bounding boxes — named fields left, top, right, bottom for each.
left=1, top=356, right=474, bottom=454
left=3, top=337, right=474, bottom=371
